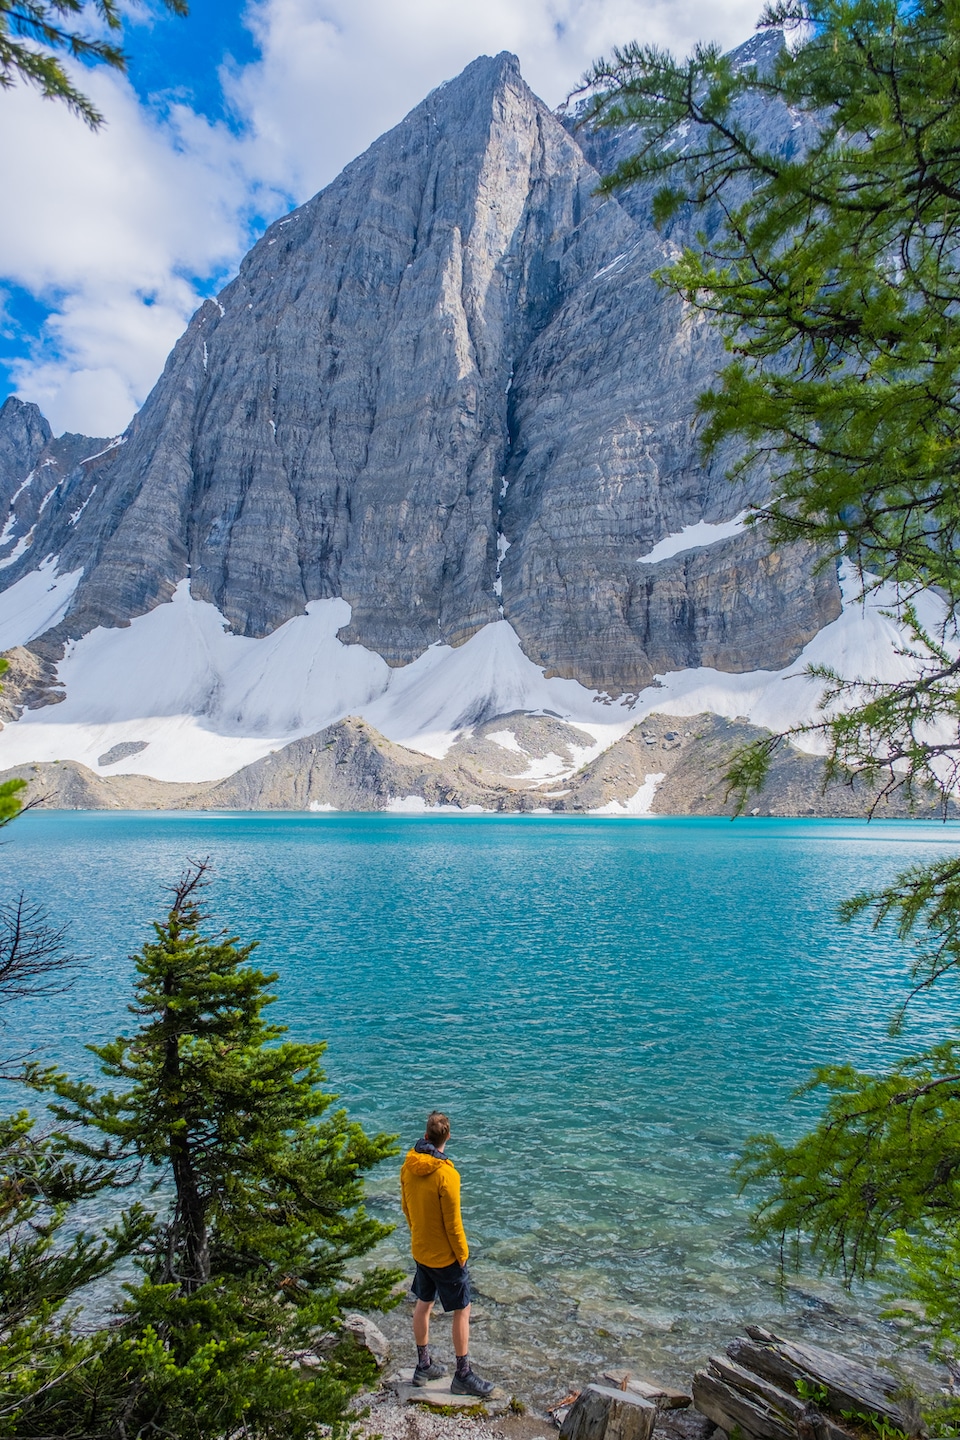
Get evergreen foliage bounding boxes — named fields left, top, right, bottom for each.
left=1, top=863, right=401, bottom=1437
left=581, top=0, right=960, bottom=815
left=582, top=0, right=960, bottom=1380
left=0, top=0, right=188, bottom=126
left=0, top=661, right=26, bottom=829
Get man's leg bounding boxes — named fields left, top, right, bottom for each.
left=412, top=1295, right=446, bottom=1384
left=413, top=1299, right=433, bottom=1349
left=451, top=1304, right=470, bottom=1360
left=450, top=1305, right=493, bottom=1396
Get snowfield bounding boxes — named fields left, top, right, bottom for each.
left=0, top=562, right=950, bottom=786
left=0, top=557, right=83, bottom=651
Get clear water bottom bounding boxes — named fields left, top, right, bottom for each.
left=4, top=813, right=958, bottom=1409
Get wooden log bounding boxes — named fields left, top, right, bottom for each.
left=740, top=1328, right=922, bottom=1436
left=692, top=1368, right=796, bottom=1440
left=560, top=1384, right=657, bottom=1440
left=601, top=1371, right=692, bottom=1409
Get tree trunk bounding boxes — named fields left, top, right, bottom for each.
left=560, top=1385, right=656, bottom=1440
left=161, top=994, right=209, bottom=1290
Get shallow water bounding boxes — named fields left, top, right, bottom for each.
left=4, top=813, right=960, bottom=1406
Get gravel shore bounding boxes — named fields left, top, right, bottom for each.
left=351, top=1386, right=706, bottom=1440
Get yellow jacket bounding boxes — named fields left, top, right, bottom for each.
left=400, top=1148, right=469, bottom=1268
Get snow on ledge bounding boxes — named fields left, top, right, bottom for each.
left=0, top=556, right=83, bottom=651
left=385, top=796, right=488, bottom=814
left=637, top=512, right=749, bottom=564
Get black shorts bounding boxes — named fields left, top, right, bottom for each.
left=411, top=1259, right=471, bottom=1312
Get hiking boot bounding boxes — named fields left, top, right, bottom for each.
left=450, top=1367, right=495, bottom=1398
left=412, top=1359, right=448, bottom=1386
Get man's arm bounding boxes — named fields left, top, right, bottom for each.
left=400, top=1166, right=411, bottom=1227
left=438, top=1167, right=469, bottom=1266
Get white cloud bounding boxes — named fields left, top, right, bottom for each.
left=2, top=0, right=764, bottom=437
left=229, top=0, right=765, bottom=198
left=0, top=70, right=267, bottom=433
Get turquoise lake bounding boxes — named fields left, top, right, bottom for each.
left=4, top=812, right=960, bottom=1406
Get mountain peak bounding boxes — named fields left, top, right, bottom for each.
left=0, top=41, right=840, bottom=707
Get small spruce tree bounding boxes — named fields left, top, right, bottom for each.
left=10, top=861, right=400, bottom=1439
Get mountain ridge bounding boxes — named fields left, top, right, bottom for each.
left=0, top=42, right=905, bottom=812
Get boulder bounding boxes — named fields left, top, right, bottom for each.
left=342, top=1312, right=390, bottom=1368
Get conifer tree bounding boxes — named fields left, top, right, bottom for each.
left=4, top=862, right=400, bottom=1438
left=581, top=0, right=960, bottom=1390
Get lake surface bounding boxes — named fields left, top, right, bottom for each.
left=4, top=812, right=959, bottom=1406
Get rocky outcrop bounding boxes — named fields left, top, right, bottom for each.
left=0, top=760, right=205, bottom=810
left=2, top=713, right=942, bottom=817
left=0, top=398, right=115, bottom=592
left=692, top=1327, right=923, bottom=1440
left=195, top=718, right=509, bottom=811
left=0, top=398, right=51, bottom=511
left=0, top=43, right=839, bottom=698
left=0, top=645, right=65, bottom=721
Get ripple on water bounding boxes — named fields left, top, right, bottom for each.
left=2, top=813, right=958, bottom=1407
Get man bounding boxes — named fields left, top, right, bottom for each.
left=399, top=1111, right=495, bottom=1397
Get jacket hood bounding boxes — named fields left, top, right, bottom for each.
left=404, top=1148, right=452, bottom=1176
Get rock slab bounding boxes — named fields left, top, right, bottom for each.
left=691, top=1328, right=923, bottom=1440
left=388, top=1368, right=508, bottom=1413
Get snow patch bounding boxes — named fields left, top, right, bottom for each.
left=638, top=564, right=955, bottom=751
left=591, top=773, right=666, bottom=815
left=0, top=588, right=638, bottom=783
left=362, top=621, right=637, bottom=761
left=1, top=472, right=35, bottom=543
left=486, top=729, right=524, bottom=753
left=510, top=751, right=568, bottom=781
left=638, top=512, right=749, bottom=564
left=0, top=529, right=35, bottom=570
left=0, top=560, right=945, bottom=790
left=593, top=243, right=643, bottom=281
left=385, top=796, right=487, bottom=814
left=0, top=556, right=82, bottom=651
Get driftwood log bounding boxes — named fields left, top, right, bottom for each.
left=601, top=1371, right=692, bottom=1410
left=692, top=1328, right=923, bottom=1440
left=560, top=1385, right=657, bottom=1440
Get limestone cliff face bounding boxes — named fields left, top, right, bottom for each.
left=0, top=44, right=840, bottom=693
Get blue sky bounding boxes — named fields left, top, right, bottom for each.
left=0, top=0, right=765, bottom=437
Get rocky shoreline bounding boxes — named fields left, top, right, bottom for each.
left=348, top=1323, right=945, bottom=1440
left=1, top=707, right=951, bottom=818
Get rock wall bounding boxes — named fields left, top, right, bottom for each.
left=0, top=44, right=840, bottom=697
